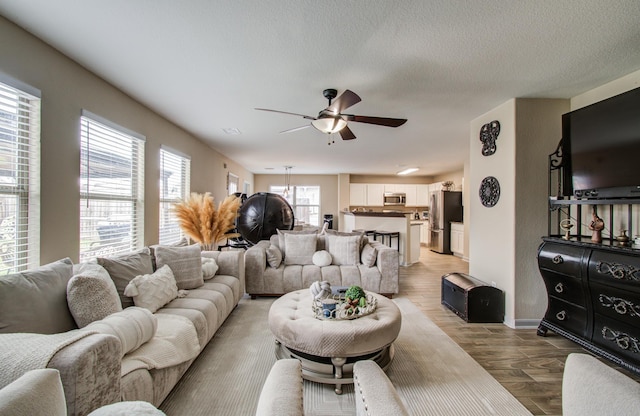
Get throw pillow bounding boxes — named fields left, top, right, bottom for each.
left=97, top=248, right=154, bottom=309
left=276, top=229, right=317, bottom=260
left=312, top=250, right=332, bottom=267
left=283, top=233, right=318, bottom=265
left=123, top=265, right=181, bottom=313
left=0, top=258, right=76, bottom=334
left=67, top=263, right=123, bottom=328
left=361, top=243, right=378, bottom=267
left=326, top=229, right=365, bottom=250
left=154, top=244, right=204, bottom=290
left=201, top=257, right=218, bottom=280
left=266, top=245, right=283, bottom=268
left=325, top=234, right=361, bottom=266
left=83, top=307, right=157, bottom=357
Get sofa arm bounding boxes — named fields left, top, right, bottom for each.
left=353, top=360, right=409, bottom=416
left=202, top=250, right=246, bottom=294
left=47, top=333, right=122, bottom=416
left=245, top=241, right=270, bottom=295
left=370, top=241, right=399, bottom=295
left=562, top=353, right=640, bottom=416
left=255, top=359, right=303, bottom=416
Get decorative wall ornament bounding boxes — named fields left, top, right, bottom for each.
left=479, top=176, right=500, bottom=207
left=479, top=120, right=501, bottom=156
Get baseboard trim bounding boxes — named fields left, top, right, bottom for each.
left=513, top=319, right=541, bottom=329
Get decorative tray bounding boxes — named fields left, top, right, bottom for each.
left=312, top=293, right=377, bottom=320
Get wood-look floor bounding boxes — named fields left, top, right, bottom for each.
left=400, top=247, right=639, bottom=416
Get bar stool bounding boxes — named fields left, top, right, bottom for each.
left=352, top=229, right=376, bottom=238
left=374, top=230, right=400, bottom=251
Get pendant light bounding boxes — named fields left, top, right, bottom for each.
left=283, top=166, right=292, bottom=198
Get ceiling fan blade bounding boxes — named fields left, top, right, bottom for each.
left=327, top=90, right=361, bottom=114
left=280, top=125, right=311, bottom=134
left=255, top=108, right=316, bottom=120
left=339, top=125, right=356, bottom=140
left=343, top=115, right=407, bottom=127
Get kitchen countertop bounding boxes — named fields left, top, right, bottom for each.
left=343, top=211, right=408, bottom=218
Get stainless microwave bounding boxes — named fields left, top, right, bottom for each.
left=383, top=192, right=406, bottom=206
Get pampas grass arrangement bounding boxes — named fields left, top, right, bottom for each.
left=172, top=192, right=241, bottom=250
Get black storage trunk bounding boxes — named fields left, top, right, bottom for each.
left=441, top=273, right=504, bottom=323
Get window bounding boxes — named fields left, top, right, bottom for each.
left=270, top=185, right=320, bottom=226
left=0, top=79, right=40, bottom=273
left=228, top=173, right=239, bottom=195
left=159, top=147, right=190, bottom=244
left=79, top=111, right=144, bottom=262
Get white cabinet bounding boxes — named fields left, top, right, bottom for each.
left=404, top=185, right=417, bottom=206
left=419, top=221, right=430, bottom=245
left=416, top=184, right=429, bottom=206
left=366, top=184, right=384, bottom=206
left=349, top=184, right=367, bottom=206
left=450, top=222, right=464, bottom=256
left=430, top=182, right=443, bottom=192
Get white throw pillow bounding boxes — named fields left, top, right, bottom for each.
left=154, top=244, right=204, bottom=289
left=266, top=245, right=283, bottom=268
left=360, top=244, right=378, bottom=267
left=276, top=229, right=317, bottom=260
left=123, top=265, right=181, bottom=313
left=283, top=233, right=318, bottom=265
left=201, top=257, right=219, bottom=280
left=68, top=262, right=123, bottom=328
left=83, top=307, right=157, bottom=357
left=312, top=250, right=332, bottom=267
left=325, top=234, right=361, bottom=265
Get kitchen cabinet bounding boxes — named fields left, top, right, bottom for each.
left=419, top=221, right=430, bottom=245
left=349, top=184, right=367, bottom=206
left=404, top=185, right=417, bottom=206
left=450, top=222, right=464, bottom=256
left=366, top=184, right=385, bottom=206
left=416, top=184, right=429, bottom=206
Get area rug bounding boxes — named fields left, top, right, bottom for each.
left=159, top=296, right=531, bottom=415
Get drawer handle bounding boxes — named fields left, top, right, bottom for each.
left=554, top=283, right=564, bottom=293
left=552, top=255, right=564, bottom=265
left=602, top=326, right=640, bottom=353
left=556, top=310, right=566, bottom=321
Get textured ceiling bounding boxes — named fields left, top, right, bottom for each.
left=1, top=0, right=640, bottom=175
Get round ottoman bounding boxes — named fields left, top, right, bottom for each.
left=268, top=289, right=402, bottom=394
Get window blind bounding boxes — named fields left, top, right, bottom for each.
left=159, top=147, right=190, bottom=245
left=0, top=80, right=41, bottom=273
left=79, top=112, right=145, bottom=262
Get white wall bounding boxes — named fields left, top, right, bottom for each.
left=0, top=16, right=253, bottom=263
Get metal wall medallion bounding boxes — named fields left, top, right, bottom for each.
left=479, top=176, right=500, bottom=207
left=479, top=120, right=501, bottom=156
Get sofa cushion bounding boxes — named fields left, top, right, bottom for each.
left=266, top=245, right=283, bottom=268
left=276, top=229, right=317, bottom=260
left=83, top=307, right=157, bottom=357
left=283, top=233, right=317, bottom=265
left=68, top=262, right=123, bottom=328
left=325, top=234, right=361, bottom=265
left=312, top=250, right=332, bottom=267
left=0, top=369, right=67, bottom=416
left=360, top=243, right=378, bottom=267
left=154, top=244, right=204, bottom=290
left=124, top=265, right=181, bottom=313
left=98, top=248, right=154, bottom=309
left=0, top=258, right=76, bottom=334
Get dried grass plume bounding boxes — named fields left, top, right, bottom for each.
left=172, top=192, right=241, bottom=250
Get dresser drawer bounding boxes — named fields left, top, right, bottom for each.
left=539, top=270, right=586, bottom=306
left=591, top=282, right=640, bottom=328
left=593, top=315, right=640, bottom=366
left=589, top=251, right=640, bottom=288
left=538, top=242, right=584, bottom=276
left=545, top=297, right=588, bottom=337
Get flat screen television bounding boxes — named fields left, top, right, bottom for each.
left=563, top=85, right=640, bottom=199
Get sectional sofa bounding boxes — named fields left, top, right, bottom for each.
left=0, top=244, right=244, bottom=416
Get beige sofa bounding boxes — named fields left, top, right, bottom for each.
left=0, top=246, right=244, bottom=416
left=245, top=230, right=399, bottom=298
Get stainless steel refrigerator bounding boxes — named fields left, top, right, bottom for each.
left=428, top=190, right=463, bottom=254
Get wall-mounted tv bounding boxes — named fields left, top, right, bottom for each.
left=563, top=85, right=640, bottom=199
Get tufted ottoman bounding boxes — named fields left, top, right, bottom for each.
left=268, top=289, right=402, bottom=394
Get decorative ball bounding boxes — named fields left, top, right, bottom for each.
left=310, top=280, right=332, bottom=300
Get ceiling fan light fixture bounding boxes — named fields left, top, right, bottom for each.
left=311, top=116, right=347, bottom=134
left=397, top=167, right=419, bottom=176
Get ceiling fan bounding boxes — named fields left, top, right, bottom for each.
left=255, top=89, right=407, bottom=142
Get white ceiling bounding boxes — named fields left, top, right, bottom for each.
left=1, top=1, right=640, bottom=176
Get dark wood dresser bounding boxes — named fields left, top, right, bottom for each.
left=538, top=237, right=640, bottom=374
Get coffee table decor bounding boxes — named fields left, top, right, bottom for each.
left=313, top=292, right=378, bottom=320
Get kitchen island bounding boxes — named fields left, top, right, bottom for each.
left=340, top=211, right=419, bottom=266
